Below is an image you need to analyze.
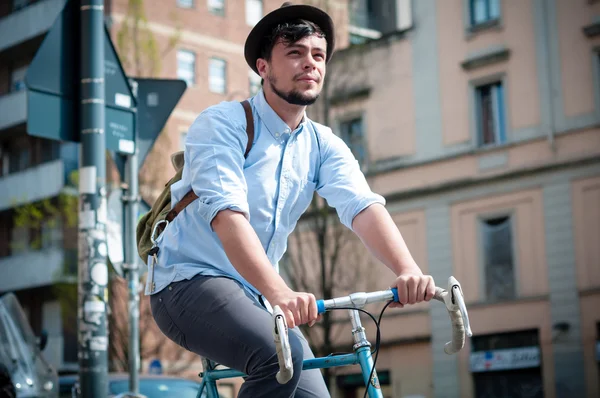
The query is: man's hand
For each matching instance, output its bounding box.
[390,272,435,309]
[266,288,319,329]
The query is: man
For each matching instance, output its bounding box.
[148,2,435,397]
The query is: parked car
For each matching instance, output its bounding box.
[0,293,58,398]
[58,373,217,398]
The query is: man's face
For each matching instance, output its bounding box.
[258,34,327,106]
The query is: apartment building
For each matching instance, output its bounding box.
[311,0,600,397]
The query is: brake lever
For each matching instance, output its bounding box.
[448,276,473,337]
[272,305,293,384]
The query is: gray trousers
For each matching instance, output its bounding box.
[150,274,330,398]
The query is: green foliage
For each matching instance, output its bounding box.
[116,0,181,77]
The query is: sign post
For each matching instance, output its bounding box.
[78,0,109,396]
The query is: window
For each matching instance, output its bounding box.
[8,147,30,173]
[177,50,196,87]
[470,0,500,27]
[481,216,515,301]
[348,0,382,44]
[177,0,194,8]
[476,81,506,146]
[41,216,63,249]
[12,0,29,12]
[339,117,366,168]
[11,65,27,92]
[209,57,227,94]
[10,225,29,255]
[246,0,263,26]
[207,0,224,15]
[249,70,261,96]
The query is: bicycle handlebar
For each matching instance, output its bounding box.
[273,276,473,384]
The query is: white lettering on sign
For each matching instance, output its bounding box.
[147,92,159,107]
[470,346,540,372]
[115,93,131,108]
[119,139,135,154]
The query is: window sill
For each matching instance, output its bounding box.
[466,19,502,38]
[467,294,549,309]
[583,21,600,38]
[461,46,510,71]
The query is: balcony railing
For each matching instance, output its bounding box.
[0,159,65,211]
[0,247,65,292]
[0,0,66,53]
[0,90,26,131]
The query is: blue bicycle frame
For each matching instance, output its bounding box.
[196,307,383,398]
[196,277,472,398]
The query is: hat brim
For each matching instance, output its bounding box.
[244,5,335,75]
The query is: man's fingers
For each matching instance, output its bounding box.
[406,276,419,304]
[285,310,296,329]
[397,279,408,306]
[307,294,318,327]
[416,277,428,303]
[424,276,435,301]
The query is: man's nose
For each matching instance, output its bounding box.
[303,55,318,70]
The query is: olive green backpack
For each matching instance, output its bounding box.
[136,100,255,263]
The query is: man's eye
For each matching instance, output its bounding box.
[314,54,325,59]
[288,50,300,55]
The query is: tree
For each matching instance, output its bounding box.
[107,0,192,374]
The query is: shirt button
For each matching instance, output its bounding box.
[275,133,280,138]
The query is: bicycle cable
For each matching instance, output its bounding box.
[331,300,394,398]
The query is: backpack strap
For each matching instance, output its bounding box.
[164,100,254,225]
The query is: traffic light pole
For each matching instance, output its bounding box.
[78,0,109,396]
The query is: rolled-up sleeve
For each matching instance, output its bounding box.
[185,107,250,226]
[316,130,386,230]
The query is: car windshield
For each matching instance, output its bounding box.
[109,379,201,398]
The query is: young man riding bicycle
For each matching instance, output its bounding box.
[147,2,436,397]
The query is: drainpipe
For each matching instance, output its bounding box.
[542,0,556,152]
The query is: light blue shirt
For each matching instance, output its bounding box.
[145,90,385,296]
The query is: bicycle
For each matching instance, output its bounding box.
[195,276,473,398]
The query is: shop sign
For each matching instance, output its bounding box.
[470,346,540,372]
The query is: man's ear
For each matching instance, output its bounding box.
[256,58,268,80]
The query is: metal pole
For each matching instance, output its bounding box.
[78,0,108,396]
[124,149,140,393]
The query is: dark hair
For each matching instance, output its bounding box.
[259,19,326,62]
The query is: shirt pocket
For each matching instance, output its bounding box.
[289,180,317,222]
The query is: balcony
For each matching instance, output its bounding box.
[0,90,26,131]
[0,159,65,211]
[0,0,66,54]
[0,247,66,292]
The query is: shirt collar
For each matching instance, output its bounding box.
[252,89,307,140]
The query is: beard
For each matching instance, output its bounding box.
[267,72,319,106]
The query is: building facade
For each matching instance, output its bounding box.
[316,0,600,397]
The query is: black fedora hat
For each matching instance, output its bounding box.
[244,2,335,75]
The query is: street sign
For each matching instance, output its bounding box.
[112,78,187,178]
[24,0,136,154]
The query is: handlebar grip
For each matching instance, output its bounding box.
[391,287,399,303]
[317,300,325,314]
[433,277,471,355]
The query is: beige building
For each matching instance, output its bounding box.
[313,1,600,397]
[1,0,599,397]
